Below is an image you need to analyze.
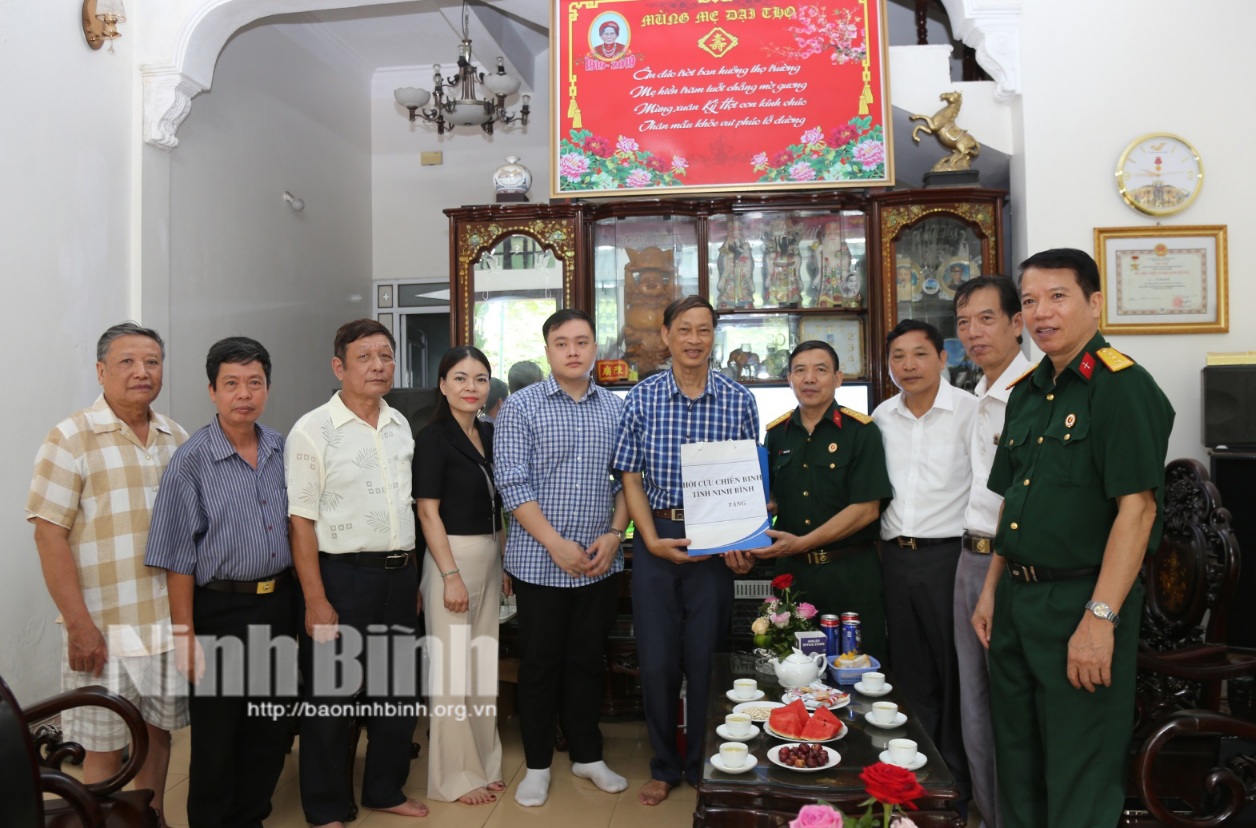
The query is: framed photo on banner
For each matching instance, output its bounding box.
[551,0,892,197]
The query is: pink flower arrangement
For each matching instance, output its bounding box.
[625,168,652,188]
[797,602,818,620]
[764,595,780,605]
[791,804,843,828]
[770,611,791,628]
[558,153,590,181]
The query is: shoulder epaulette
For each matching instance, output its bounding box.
[765,410,793,431]
[839,406,873,425]
[1096,347,1135,372]
[1005,365,1038,391]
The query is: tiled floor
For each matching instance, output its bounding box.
[160,717,701,827]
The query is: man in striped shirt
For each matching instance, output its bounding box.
[494,309,631,807]
[145,337,295,828]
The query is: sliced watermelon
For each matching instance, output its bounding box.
[811,705,840,729]
[800,715,839,741]
[769,699,812,739]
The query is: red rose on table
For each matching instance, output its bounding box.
[859,762,927,809]
[771,574,794,591]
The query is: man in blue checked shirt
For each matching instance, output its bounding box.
[493,308,632,808]
[612,295,758,806]
[145,337,297,828]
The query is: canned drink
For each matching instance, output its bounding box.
[819,614,840,658]
[840,612,860,624]
[840,619,862,655]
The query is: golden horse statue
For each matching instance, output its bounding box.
[910,91,981,172]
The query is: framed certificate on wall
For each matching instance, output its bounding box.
[1095,225,1228,334]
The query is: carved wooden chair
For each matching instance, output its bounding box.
[1123,459,1256,826]
[0,675,159,827]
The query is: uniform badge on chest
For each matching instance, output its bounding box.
[828,443,837,453]
[1065,413,1076,428]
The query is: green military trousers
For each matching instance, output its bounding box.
[776,544,888,663]
[989,572,1143,828]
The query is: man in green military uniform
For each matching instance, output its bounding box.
[756,340,892,659]
[972,248,1174,828]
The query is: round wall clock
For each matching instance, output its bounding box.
[1116,133,1204,216]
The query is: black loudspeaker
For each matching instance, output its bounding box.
[1211,452,1256,647]
[1203,366,1256,448]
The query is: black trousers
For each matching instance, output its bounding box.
[188,579,298,828]
[881,539,970,799]
[299,556,420,825]
[632,519,734,786]
[512,573,620,769]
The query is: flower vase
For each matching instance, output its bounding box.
[754,648,776,676]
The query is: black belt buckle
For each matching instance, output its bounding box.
[384,553,409,570]
[1008,562,1037,583]
[896,536,918,550]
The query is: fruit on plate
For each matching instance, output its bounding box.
[768,699,811,739]
[777,742,830,769]
[800,705,842,741]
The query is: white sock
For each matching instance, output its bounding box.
[515,768,551,807]
[572,760,628,793]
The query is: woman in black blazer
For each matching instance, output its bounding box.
[414,346,506,805]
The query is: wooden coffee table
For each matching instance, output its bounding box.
[694,654,965,828]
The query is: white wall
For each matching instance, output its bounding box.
[1013,0,1256,464]
[166,21,374,431]
[0,2,139,701]
[371,58,550,284]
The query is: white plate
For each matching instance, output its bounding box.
[710,752,757,774]
[732,701,785,722]
[767,743,840,773]
[853,681,892,697]
[726,688,766,703]
[716,723,761,741]
[878,749,927,771]
[764,718,847,743]
[863,710,908,730]
[781,688,851,710]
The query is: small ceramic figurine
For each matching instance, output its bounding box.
[814,221,852,308]
[763,217,803,307]
[715,220,755,309]
[621,247,678,373]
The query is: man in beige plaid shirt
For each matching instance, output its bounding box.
[27,321,189,822]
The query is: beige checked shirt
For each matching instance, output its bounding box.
[27,395,188,656]
[286,393,416,554]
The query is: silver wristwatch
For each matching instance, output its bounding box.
[610,528,626,542]
[1085,600,1120,628]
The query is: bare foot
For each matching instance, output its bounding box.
[370,797,429,817]
[457,786,497,805]
[637,779,674,806]
[487,781,506,792]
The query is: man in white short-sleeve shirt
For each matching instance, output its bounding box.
[873,318,977,812]
[286,318,423,828]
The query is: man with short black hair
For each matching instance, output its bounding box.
[974,249,1174,827]
[495,307,631,807]
[952,277,1030,828]
[287,318,424,828]
[146,336,295,828]
[873,318,976,803]
[28,321,188,822]
[612,295,758,806]
[756,340,892,659]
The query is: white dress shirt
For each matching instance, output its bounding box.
[963,352,1033,537]
[286,393,416,554]
[873,380,978,540]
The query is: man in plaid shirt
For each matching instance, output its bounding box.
[27,322,188,823]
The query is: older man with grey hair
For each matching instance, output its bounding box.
[28,321,189,822]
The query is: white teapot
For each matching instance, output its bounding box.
[769,648,825,689]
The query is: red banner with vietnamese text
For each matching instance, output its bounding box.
[551,0,891,197]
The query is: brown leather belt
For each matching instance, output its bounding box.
[962,532,995,555]
[892,535,960,550]
[201,569,291,595]
[652,508,685,522]
[1006,560,1100,584]
[319,550,412,570]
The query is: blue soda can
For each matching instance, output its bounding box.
[840,611,862,654]
[819,614,841,658]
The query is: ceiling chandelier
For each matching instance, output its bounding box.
[392,1,530,136]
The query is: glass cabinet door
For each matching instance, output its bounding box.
[471,233,563,379]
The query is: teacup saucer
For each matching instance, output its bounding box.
[717,723,761,741]
[854,681,892,697]
[878,749,927,771]
[863,710,908,730]
[711,752,757,774]
[727,688,766,702]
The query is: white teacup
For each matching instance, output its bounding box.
[733,678,758,699]
[861,671,886,691]
[719,741,749,769]
[872,701,898,724]
[888,738,917,766]
[724,712,752,737]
